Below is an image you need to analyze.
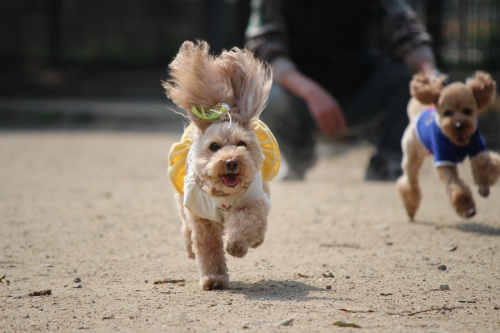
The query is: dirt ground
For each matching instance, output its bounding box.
[1,130,499,333]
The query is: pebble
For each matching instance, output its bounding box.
[74,277,81,283]
[439,283,450,290]
[437,264,447,271]
[346,276,350,279]
[326,285,332,290]
[72,284,82,288]
[385,241,393,246]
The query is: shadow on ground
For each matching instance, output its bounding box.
[227,279,346,302]
[450,222,500,236]
[412,219,500,236]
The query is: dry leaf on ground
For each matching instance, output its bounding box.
[333,320,361,328]
[339,308,374,313]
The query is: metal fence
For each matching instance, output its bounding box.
[0,0,498,144]
[0,0,249,67]
[1,0,498,71]
[408,0,500,71]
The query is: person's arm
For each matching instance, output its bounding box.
[273,57,346,135]
[381,0,436,74]
[404,44,435,74]
[245,0,346,136]
[245,0,288,64]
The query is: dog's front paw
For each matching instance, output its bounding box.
[463,207,476,219]
[250,238,264,249]
[478,185,490,197]
[225,240,249,258]
[200,275,228,291]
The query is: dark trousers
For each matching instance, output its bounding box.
[260,58,412,172]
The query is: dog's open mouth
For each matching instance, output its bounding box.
[222,173,239,187]
[453,133,469,145]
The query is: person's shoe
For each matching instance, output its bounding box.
[364,154,403,181]
[282,168,305,180]
[276,159,306,180]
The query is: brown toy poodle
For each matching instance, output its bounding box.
[397,71,499,220]
[163,41,280,290]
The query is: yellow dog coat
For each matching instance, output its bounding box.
[168,119,280,195]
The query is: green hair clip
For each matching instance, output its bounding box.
[191,103,233,125]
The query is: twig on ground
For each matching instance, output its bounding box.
[388,305,463,316]
[153,279,185,285]
[320,243,360,249]
[31,289,52,296]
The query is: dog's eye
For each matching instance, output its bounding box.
[463,108,472,116]
[209,143,221,152]
[237,141,246,147]
[443,110,452,117]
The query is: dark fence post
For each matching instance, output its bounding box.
[48,0,62,65]
[426,0,443,68]
[203,0,227,54]
[236,0,251,48]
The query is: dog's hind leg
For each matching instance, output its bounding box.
[396,128,426,221]
[189,216,229,290]
[175,194,195,259]
[224,196,271,258]
[181,221,195,259]
[436,166,476,218]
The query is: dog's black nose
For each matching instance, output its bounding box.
[226,159,238,171]
[455,122,464,131]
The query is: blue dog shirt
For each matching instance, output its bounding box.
[415,108,486,166]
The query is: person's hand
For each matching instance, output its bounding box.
[303,83,346,136]
[280,69,347,136]
[404,45,436,75]
[413,61,436,75]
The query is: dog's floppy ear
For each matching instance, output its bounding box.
[163,40,232,131]
[220,47,273,127]
[466,71,497,111]
[410,72,447,105]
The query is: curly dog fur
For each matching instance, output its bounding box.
[397,71,500,220]
[163,40,273,290]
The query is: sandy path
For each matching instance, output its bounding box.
[1,131,499,332]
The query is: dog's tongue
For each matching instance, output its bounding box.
[222,173,238,187]
[454,133,467,143]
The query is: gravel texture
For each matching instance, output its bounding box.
[1,131,499,332]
